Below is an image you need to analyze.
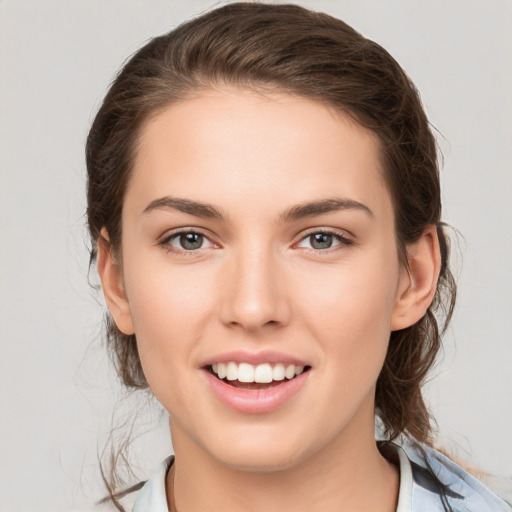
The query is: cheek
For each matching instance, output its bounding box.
[121,251,216,384]
[298,251,399,326]
[293,248,400,368]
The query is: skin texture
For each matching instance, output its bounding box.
[98,88,440,512]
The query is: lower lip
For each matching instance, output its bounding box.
[203,369,310,414]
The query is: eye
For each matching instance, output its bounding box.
[162,230,216,253]
[296,230,352,251]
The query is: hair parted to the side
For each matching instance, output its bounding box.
[86,1,456,503]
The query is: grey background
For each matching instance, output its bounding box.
[0,1,510,510]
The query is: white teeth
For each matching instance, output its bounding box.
[284,364,295,379]
[211,361,307,383]
[238,363,255,383]
[226,361,238,381]
[254,363,273,383]
[217,362,226,379]
[272,363,285,381]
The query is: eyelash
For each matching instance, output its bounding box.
[159,228,354,255]
[159,228,215,255]
[296,229,354,253]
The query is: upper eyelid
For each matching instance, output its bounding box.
[295,227,353,242]
[299,226,351,236]
[160,227,215,242]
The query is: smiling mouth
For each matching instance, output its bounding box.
[207,362,311,390]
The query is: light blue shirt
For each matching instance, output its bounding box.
[130,442,511,511]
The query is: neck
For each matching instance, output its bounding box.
[167,416,399,512]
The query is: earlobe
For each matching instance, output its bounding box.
[96,230,135,335]
[391,225,441,331]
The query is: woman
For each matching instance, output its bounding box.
[86,3,510,511]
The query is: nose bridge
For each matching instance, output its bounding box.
[220,237,289,331]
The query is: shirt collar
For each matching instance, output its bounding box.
[130,448,414,512]
[129,442,510,512]
[131,455,174,512]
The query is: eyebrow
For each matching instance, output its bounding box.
[143,196,227,219]
[142,196,373,222]
[279,197,374,222]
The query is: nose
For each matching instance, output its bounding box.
[219,244,290,332]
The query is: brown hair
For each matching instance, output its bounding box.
[86,1,455,502]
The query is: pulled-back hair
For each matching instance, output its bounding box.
[86,1,456,495]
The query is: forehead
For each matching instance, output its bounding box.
[127,88,391,220]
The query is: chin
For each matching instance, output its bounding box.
[215,447,303,473]
[201,424,315,473]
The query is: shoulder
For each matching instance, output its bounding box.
[384,440,512,512]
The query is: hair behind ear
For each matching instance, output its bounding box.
[377,224,456,442]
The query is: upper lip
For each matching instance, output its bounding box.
[200,350,310,367]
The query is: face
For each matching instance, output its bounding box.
[107,88,413,471]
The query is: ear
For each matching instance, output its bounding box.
[96,229,135,335]
[391,225,441,331]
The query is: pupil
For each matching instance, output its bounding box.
[311,233,332,249]
[180,233,203,250]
